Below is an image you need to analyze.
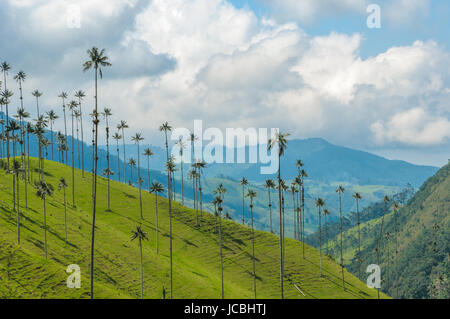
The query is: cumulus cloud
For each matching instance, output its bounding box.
[371,108,450,146]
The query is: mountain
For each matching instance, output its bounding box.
[0,158,386,298]
[306,163,450,299]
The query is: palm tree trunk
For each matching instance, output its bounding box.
[78,98,85,177]
[339,193,345,290]
[63,103,68,164]
[137,142,143,219]
[319,206,322,276]
[277,154,283,299]
[16,173,20,245]
[44,196,47,259]
[164,131,173,299]
[242,185,245,224]
[155,195,159,254]
[357,199,361,280]
[116,139,120,182]
[50,122,54,161]
[302,184,305,259]
[268,189,272,233]
[64,187,67,244]
[140,238,144,299]
[122,130,126,183]
[147,156,150,192]
[71,110,75,208]
[106,120,110,211]
[218,204,224,299]
[90,67,99,299]
[251,201,256,299]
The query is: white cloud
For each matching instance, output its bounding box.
[371,108,450,146]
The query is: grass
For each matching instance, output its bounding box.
[0,157,387,299]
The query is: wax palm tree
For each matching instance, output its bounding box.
[159,121,173,298]
[376,195,391,299]
[246,189,258,299]
[290,183,297,239]
[150,181,164,254]
[194,160,206,216]
[117,120,129,183]
[323,209,330,255]
[58,177,68,244]
[132,133,145,219]
[35,180,53,259]
[14,73,26,132]
[175,138,186,204]
[102,108,113,210]
[83,46,111,299]
[188,168,198,214]
[240,177,248,225]
[15,108,29,208]
[315,197,325,276]
[188,132,198,202]
[167,157,177,202]
[300,169,308,258]
[212,196,225,299]
[294,176,302,241]
[74,90,86,176]
[143,147,153,192]
[31,89,42,118]
[131,225,149,299]
[2,89,13,169]
[392,201,400,298]
[68,100,78,208]
[336,185,345,289]
[264,179,275,233]
[214,183,227,201]
[40,137,51,176]
[58,92,69,163]
[128,158,137,184]
[25,122,34,181]
[74,110,81,168]
[45,110,58,161]
[113,132,122,181]
[268,131,289,299]
[353,192,363,279]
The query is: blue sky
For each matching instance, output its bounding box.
[0,0,449,166]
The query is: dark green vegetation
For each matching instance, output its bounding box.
[0,158,386,299]
[308,163,449,299]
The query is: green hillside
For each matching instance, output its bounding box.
[319,163,449,299]
[0,158,386,299]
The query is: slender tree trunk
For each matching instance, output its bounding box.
[140,238,144,299]
[71,109,75,208]
[122,130,126,183]
[16,173,20,245]
[155,195,159,254]
[90,67,99,299]
[180,156,184,205]
[242,185,245,225]
[116,139,120,182]
[217,204,224,299]
[319,206,322,276]
[64,187,67,244]
[302,184,305,259]
[106,119,110,211]
[44,196,47,259]
[268,189,273,233]
[147,156,151,192]
[63,101,68,164]
[356,198,361,280]
[137,142,143,219]
[78,97,85,177]
[250,201,256,299]
[164,131,173,299]
[277,154,283,299]
[339,193,345,290]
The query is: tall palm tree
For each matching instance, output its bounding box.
[300,169,308,258]
[132,133,144,219]
[25,123,34,181]
[131,225,148,299]
[194,160,206,216]
[240,177,248,225]
[113,132,122,181]
[58,92,69,164]
[246,189,258,299]
[268,131,289,299]
[214,183,227,201]
[74,110,81,168]
[376,195,391,299]
[14,72,26,119]
[58,177,68,244]
[74,90,86,176]
[175,138,186,205]
[128,158,137,184]
[117,120,129,183]
[353,192,363,279]
[143,147,153,192]
[315,197,325,276]
[336,185,345,289]
[385,232,391,290]
[264,179,275,233]
[103,108,113,210]
[323,208,330,255]
[159,121,173,298]
[188,168,197,215]
[83,46,111,299]
[35,180,53,259]
[150,181,164,254]
[15,108,29,208]
[212,196,225,299]
[290,183,297,239]
[267,132,289,299]
[31,89,42,118]
[68,100,78,208]
[1,90,13,170]
[45,110,58,161]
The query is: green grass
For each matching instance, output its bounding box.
[0,158,387,299]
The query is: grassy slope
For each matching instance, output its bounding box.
[0,158,386,299]
[323,163,449,298]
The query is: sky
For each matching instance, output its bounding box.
[0,0,449,167]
